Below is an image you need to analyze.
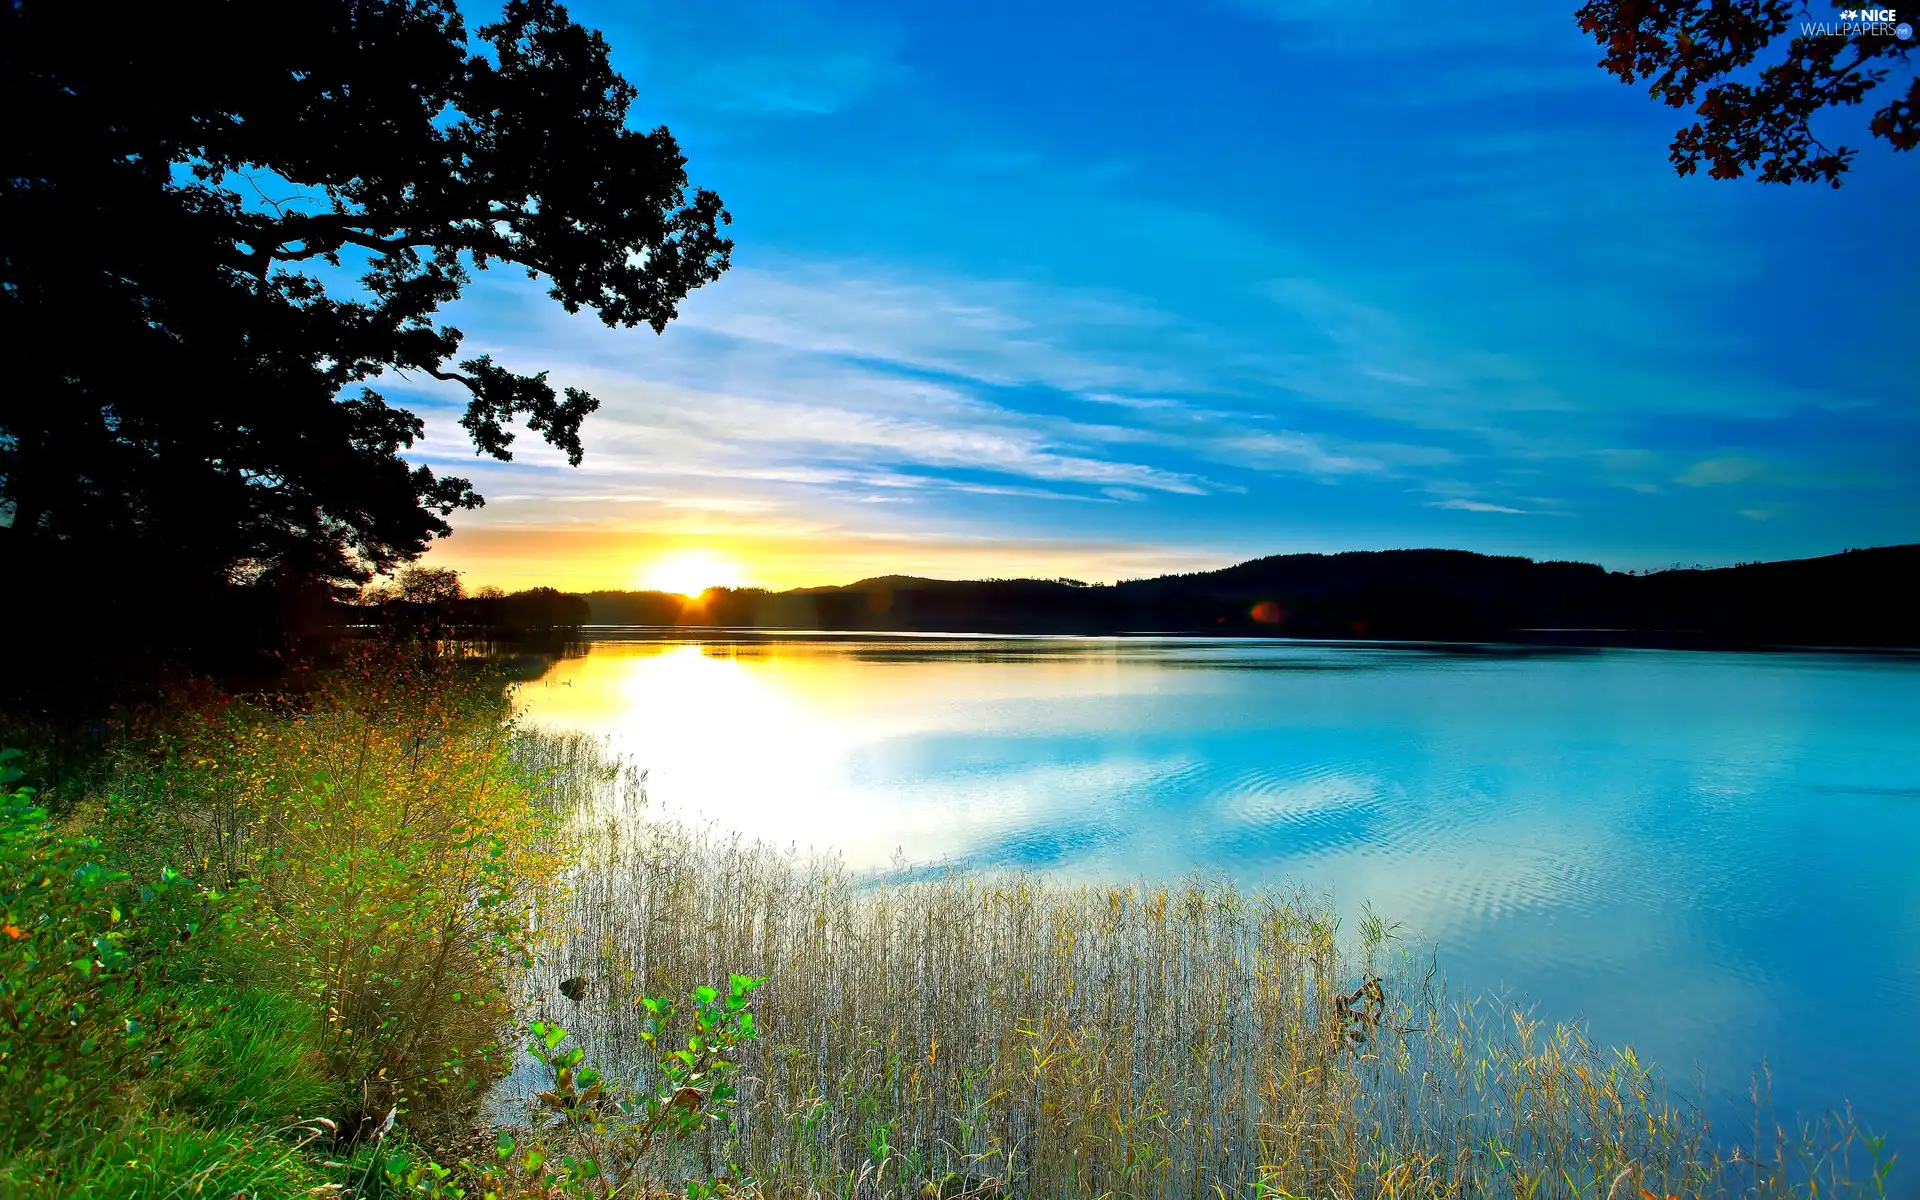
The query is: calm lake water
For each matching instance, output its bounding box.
[515,633,1920,1161]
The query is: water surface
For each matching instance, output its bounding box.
[516,633,1920,1159]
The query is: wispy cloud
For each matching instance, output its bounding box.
[676,265,1191,397]
[1677,457,1770,488]
[1427,498,1531,515]
[1216,431,1386,476]
[434,264,1470,506]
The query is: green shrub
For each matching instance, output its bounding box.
[102,652,571,1134]
[0,757,171,1154]
[2,653,578,1194]
[371,977,766,1199]
[0,752,339,1196]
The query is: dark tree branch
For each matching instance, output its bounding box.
[1576,0,1915,185]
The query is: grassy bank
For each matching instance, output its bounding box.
[1,652,571,1197]
[0,657,1896,1198]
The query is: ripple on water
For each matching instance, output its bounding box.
[1202,763,1398,860]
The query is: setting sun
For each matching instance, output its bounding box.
[639,550,745,597]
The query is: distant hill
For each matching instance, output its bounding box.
[568,543,1920,648]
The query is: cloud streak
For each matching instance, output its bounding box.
[1428,498,1532,515]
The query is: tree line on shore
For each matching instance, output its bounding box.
[355,544,1920,650]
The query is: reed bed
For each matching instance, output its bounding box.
[513,732,1886,1200]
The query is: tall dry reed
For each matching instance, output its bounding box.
[512,733,1889,1200]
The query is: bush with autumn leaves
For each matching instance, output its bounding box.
[0,650,577,1194]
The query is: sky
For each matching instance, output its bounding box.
[398,0,1919,592]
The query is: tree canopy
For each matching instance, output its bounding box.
[1577,0,1916,185]
[0,0,730,608]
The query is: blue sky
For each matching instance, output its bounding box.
[406,0,1919,590]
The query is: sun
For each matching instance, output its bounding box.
[640,550,745,597]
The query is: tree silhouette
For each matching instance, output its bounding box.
[1576,0,1916,185]
[374,566,466,606]
[0,0,730,610]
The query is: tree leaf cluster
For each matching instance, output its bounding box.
[1,0,730,597]
[1576,0,1916,185]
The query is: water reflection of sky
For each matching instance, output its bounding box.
[514,636,1920,1162]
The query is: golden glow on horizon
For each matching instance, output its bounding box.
[418,525,1229,595]
[638,549,746,597]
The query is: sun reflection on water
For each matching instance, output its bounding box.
[511,638,1144,865]
[517,643,844,845]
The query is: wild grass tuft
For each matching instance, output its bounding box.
[0,984,337,1199]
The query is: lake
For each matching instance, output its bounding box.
[514,632,1920,1162]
